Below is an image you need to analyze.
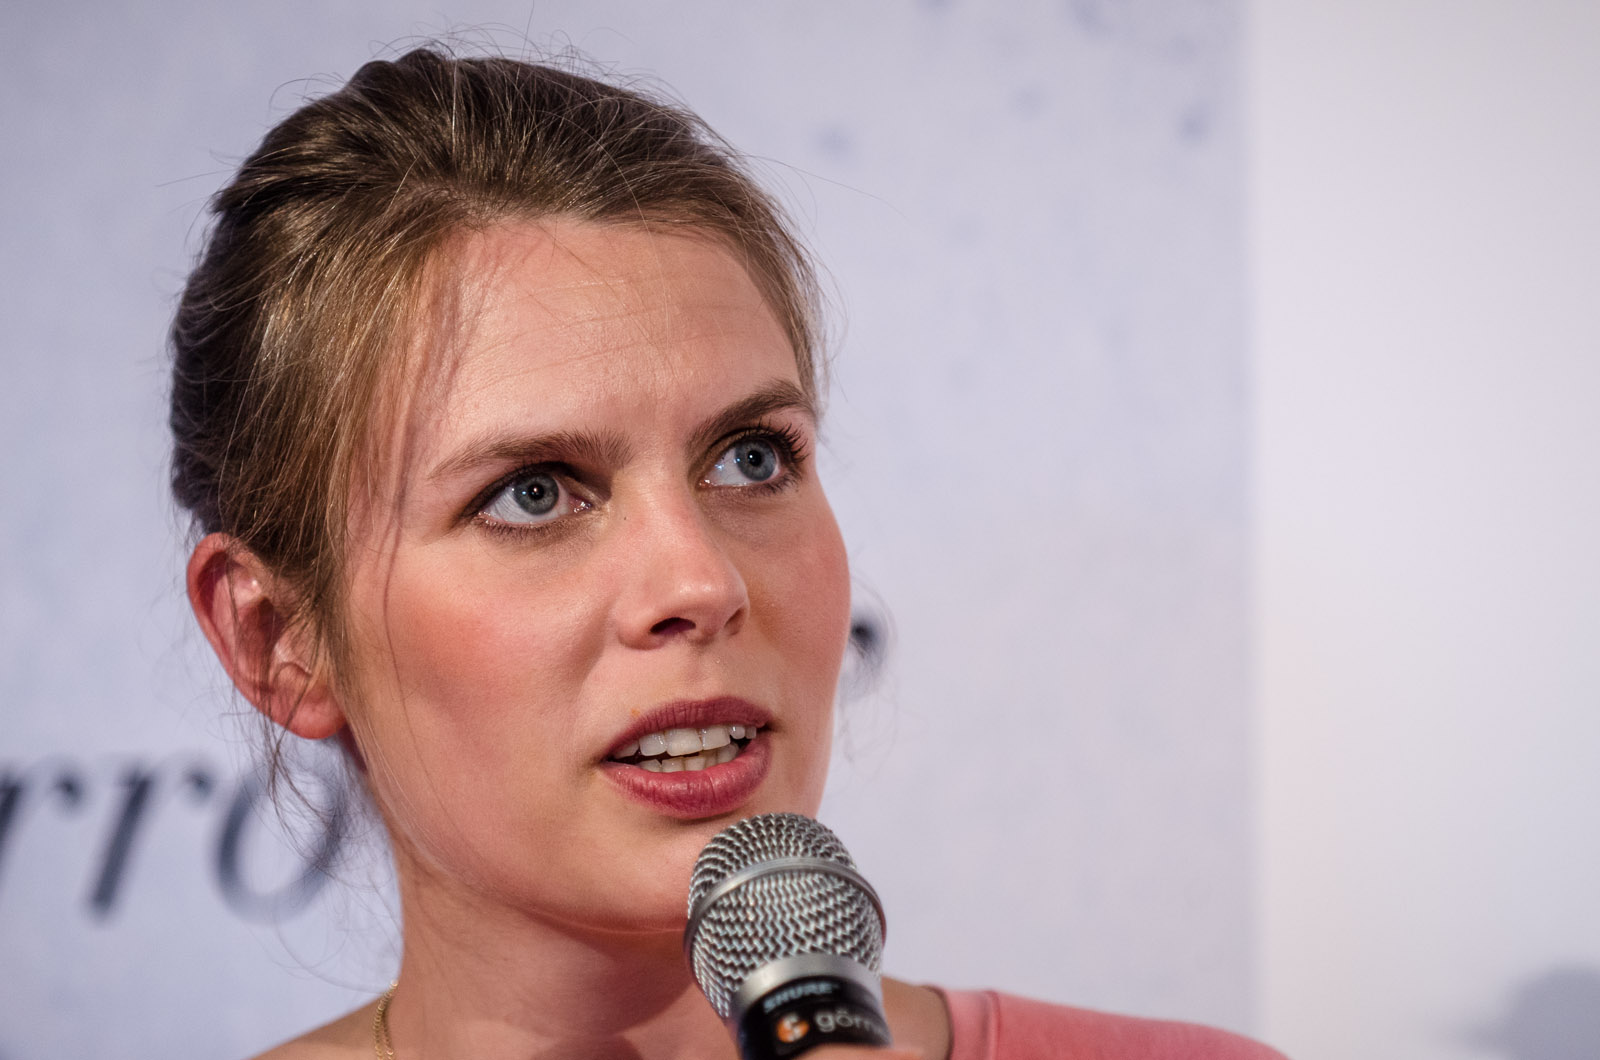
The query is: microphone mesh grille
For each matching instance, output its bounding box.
[686,813,884,1018]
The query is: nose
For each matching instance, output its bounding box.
[613,493,749,649]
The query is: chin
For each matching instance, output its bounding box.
[571,794,823,936]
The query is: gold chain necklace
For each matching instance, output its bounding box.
[373,981,399,1060]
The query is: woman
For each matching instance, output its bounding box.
[172,47,1282,1060]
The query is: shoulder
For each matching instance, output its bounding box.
[936,988,1289,1060]
[246,1003,375,1060]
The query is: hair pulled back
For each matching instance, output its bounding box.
[170,47,821,676]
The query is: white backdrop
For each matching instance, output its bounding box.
[1,2,1252,1057]
[1252,4,1600,1060]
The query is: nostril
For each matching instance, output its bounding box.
[650,617,695,637]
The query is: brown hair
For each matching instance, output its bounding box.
[170,47,823,697]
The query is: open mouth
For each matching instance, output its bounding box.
[608,723,763,773]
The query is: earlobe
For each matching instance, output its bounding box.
[185,533,347,740]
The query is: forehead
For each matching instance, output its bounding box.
[420,220,800,431]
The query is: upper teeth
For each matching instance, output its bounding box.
[613,723,759,763]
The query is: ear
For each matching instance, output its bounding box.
[186,533,347,740]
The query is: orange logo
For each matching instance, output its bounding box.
[775,1013,811,1043]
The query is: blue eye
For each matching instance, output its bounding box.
[706,437,783,487]
[480,470,582,526]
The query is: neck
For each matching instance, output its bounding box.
[383,857,733,1060]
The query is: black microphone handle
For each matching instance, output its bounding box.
[731,954,892,1060]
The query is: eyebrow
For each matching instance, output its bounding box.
[427,378,815,485]
[686,379,816,458]
[428,428,631,484]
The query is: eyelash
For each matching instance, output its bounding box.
[710,422,811,494]
[468,465,589,541]
[467,421,812,538]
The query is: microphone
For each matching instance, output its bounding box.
[684,813,893,1059]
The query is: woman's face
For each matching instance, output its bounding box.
[338,220,850,934]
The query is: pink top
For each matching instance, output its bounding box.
[937,989,1289,1060]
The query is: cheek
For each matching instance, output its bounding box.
[334,549,610,889]
[339,548,599,764]
[789,517,851,664]
[750,499,852,708]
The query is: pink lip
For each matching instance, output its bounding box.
[601,738,771,820]
[599,697,773,820]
